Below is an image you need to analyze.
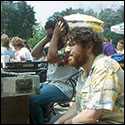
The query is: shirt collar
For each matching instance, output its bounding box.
[80,54,104,77]
[91,54,104,68]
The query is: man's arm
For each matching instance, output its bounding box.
[54,103,77,124]
[47,21,65,63]
[65,108,102,124]
[31,36,50,57]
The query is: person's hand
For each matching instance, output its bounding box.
[10,58,14,62]
[10,59,18,62]
[53,118,65,124]
[53,21,66,39]
[54,120,63,124]
[54,118,73,124]
[64,118,73,124]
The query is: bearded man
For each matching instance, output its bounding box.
[54,27,124,124]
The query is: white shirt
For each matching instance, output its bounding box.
[47,63,79,99]
[17,47,33,61]
[1,47,15,59]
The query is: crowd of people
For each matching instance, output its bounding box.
[1,34,34,62]
[1,15,124,124]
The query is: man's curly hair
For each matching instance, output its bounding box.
[65,26,103,56]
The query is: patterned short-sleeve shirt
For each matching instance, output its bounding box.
[76,54,124,124]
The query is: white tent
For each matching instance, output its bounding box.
[110,22,124,34]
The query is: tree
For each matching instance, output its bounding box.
[116,5,124,23]
[98,6,124,47]
[17,1,36,40]
[28,23,46,48]
[85,9,98,17]
[30,5,124,49]
[1,4,18,37]
[30,5,124,48]
[1,1,36,40]
[49,7,85,18]
[2,2,123,49]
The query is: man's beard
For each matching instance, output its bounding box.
[68,54,89,68]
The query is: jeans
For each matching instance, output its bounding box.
[29,82,69,124]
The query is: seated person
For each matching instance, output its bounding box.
[10,37,33,62]
[54,27,124,124]
[29,16,78,124]
[1,34,15,59]
[111,40,124,70]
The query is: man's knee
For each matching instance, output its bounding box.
[29,94,40,106]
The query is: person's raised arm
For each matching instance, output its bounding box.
[47,21,66,63]
[31,36,50,57]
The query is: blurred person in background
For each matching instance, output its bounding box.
[1,34,15,59]
[10,36,33,62]
[111,40,124,70]
[23,40,32,52]
[116,40,124,54]
[102,37,116,56]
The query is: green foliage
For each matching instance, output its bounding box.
[28,23,46,48]
[17,1,36,40]
[85,9,98,17]
[50,7,85,19]
[1,4,18,37]
[1,1,36,40]
[1,3,124,49]
[50,6,124,47]
[98,6,124,47]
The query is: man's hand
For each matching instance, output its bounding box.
[53,21,66,39]
[54,118,65,124]
[53,104,77,124]
[47,21,66,63]
[64,118,73,124]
